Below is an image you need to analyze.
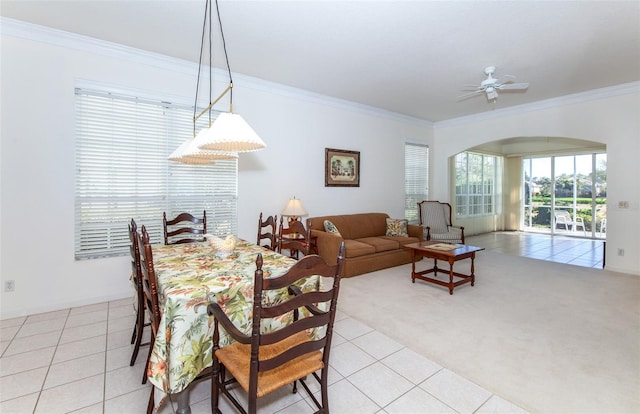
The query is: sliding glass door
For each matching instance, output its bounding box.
[523,153,606,239]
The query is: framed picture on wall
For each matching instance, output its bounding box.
[325,148,360,187]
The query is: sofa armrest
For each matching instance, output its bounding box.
[311,229,343,265]
[407,224,424,241]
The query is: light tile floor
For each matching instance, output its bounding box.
[466,231,605,269]
[0,298,527,414]
[2,232,598,413]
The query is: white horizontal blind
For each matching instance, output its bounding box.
[404,143,429,223]
[74,88,237,259]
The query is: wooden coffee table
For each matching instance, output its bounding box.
[405,241,485,295]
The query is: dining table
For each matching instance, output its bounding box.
[147,238,318,414]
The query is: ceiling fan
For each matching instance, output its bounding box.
[458,66,529,102]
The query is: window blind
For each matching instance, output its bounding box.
[404,143,429,223]
[74,88,237,260]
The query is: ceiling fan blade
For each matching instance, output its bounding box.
[497,82,529,90]
[456,90,484,100]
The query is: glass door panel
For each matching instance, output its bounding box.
[523,157,552,232]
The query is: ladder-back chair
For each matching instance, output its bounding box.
[128,219,149,367]
[278,218,313,259]
[256,212,278,250]
[207,242,345,414]
[138,225,162,414]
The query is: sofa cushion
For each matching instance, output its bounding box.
[381,235,421,246]
[343,239,376,258]
[355,237,399,253]
[385,218,408,237]
[323,220,342,236]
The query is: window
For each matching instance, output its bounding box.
[74,87,237,260]
[455,151,501,217]
[404,143,429,223]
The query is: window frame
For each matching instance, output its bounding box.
[454,151,501,218]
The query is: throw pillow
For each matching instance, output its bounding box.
[386,218,408,237]
[324,220,341,236]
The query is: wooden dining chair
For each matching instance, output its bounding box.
[277,218,313,259]
[163,211,207,245]
[207,242,345,414]
[138,225,162,414]
[256,212,278,250]
[128,219,150,367]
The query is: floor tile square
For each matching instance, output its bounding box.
[347,361,414,407]
[44,352,106,389]
[381,347,442,384]
[0,368,47,402]
[351,330,404,360]
[65,309,108,328]
[25,309,69,324]
[384,386,456,413]
[104,360,149,400]
[324,378,380,413]
[0,325,20,342]
[0,346,55,376]
[333,317,374,341]
[53,335,106,364]
[420,369,492,413]
[0,317,26,329]
[16,318,66,338]
[0,392,39,413]
[35,374,104,413]
[69,302,109,316]
[3,330,61,356]
[59,321,107,344]
[329,341,376,377]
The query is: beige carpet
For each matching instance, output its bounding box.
[337,252,640,413]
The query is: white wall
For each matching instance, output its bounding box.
[431,91,640,275]
[0,21,432,318]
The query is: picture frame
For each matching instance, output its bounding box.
[325,148,360,187]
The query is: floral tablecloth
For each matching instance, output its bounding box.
[147,239,318,399]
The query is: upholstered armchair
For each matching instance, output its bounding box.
[418,201,465,243]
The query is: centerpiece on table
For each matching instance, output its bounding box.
[205,234,237,258]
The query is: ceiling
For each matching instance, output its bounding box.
[1,1,639,123]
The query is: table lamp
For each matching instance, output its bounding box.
[281,197,308,223]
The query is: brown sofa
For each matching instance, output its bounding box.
[308,213,423,277]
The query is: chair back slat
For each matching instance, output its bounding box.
[163,211,206,245]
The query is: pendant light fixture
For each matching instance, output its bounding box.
[193,0,266,153]
[169,0,263,163]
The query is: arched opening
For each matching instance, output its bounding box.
[456,136,607,267]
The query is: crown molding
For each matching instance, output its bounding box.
[434,81,640,129]
[1,17,432,128]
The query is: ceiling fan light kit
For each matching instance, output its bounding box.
[458,66,529,102]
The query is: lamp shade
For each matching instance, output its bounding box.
[195,112,266,153]
[281,197,308,218]
[169,131,238,164]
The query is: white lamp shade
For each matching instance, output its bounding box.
[281,197,308,217]
[196,112,266,152]
[169,131,238,164]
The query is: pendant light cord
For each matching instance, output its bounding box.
[214,0,234,111]
[193,0,210,136]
